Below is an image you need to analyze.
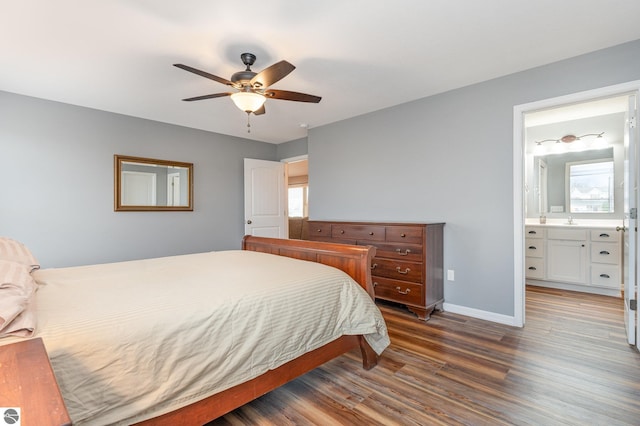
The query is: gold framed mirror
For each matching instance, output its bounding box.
[114,155,193,211]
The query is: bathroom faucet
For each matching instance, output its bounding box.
[568,215,573,224]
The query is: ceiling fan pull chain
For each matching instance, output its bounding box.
[246,112,251,133]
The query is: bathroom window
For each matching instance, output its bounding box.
[566,159,614,213]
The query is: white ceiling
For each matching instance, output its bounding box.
[3,1,640,144]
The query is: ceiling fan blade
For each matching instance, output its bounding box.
[253,105,266,115]
[250,60,295,88]
[173,64,236,87]
[264,89,321,103]
[182,92,232,102]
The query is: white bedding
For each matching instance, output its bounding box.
[20,250,389,425]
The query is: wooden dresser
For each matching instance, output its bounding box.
[305,220,444,320]
[0,338,71,426]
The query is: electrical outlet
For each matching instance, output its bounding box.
[447,269,455,281]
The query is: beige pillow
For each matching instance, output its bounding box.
[0,237,40,272]
[0,260,37,337]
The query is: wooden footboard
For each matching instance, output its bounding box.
[135,236,379,426]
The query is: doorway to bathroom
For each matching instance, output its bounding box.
[513,81,640,348]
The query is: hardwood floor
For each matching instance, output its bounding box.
[210,286,640,425]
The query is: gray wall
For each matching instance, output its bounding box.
[307,39,640,317]
[277,137,308,160]
[0,91,276,268]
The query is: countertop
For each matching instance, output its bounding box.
[525,219,621,228]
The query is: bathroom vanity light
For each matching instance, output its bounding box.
[534,132,604,146]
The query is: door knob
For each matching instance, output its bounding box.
[246,220,252,224]
[616,225,627,232]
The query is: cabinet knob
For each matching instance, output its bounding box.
[316,229,322,232]
[369,232,374,235]
[400,233,406,238]
[340,230,345,234]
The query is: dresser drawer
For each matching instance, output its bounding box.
[591,242,620,265]
[369,242,423,262]
[590,229,620,243]
[307,222,332,238]
[525,238,544,258]
[591,264,620,289]
[385,226,423,244]
[332,224,385,241]
[372,276,423,306]
[525,257,545,279]
[371,258,423,282]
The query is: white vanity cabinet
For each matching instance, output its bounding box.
[546,228,588,284]
[525,227,545,280]
[525,225,622,296]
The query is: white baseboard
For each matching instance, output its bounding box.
[442,303,520,327]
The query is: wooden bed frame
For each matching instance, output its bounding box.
[134,236,379,425]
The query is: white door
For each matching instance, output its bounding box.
[244,158,287,238]
[167,173,180,206]
[122,171,156,206]
[623,94,638,347]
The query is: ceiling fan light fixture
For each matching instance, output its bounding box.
[230,92,266,113]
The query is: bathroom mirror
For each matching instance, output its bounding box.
[532,147,617,215]
[114,155,193,211]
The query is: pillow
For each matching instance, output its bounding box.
[0,237,40,272]
[0,260,37,338]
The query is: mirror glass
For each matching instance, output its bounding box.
[533,148,614,214]
[114,155,193,211]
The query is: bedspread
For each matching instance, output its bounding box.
[24,250,389,425]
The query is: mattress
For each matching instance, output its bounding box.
[21,250,389,425]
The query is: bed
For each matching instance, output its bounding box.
[0,235,389,425]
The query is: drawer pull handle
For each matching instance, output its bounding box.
[528,266,537,270]
[373,281,378,287]
[395,286,411,295]
[371,263,378,270]
[528,246,537,250]
[340,230,345,234]
[599,274,610,279]
[316,229,322,233]
[400,233,406,238]
[599,250,610,255]
[599,233,610,238]
[396,267,411,275]
[395,248,412,256]
[528,230,537,234]
[369,232,374,235]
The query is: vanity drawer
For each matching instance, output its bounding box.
[371,258,423,282]
[525,238,544,258]
[385,226,423,244]
[372,277,423,306]
[591,243,620,265]
[590,229,620,243]
[525,227,544,239]
[525,257,545,279]
[591,265,620,289]
[368,242,423,262]
[547,228,587,241]
[332,224,385,241]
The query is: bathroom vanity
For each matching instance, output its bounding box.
[525,222,623,296]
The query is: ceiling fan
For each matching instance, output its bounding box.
[174,53,321,117]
